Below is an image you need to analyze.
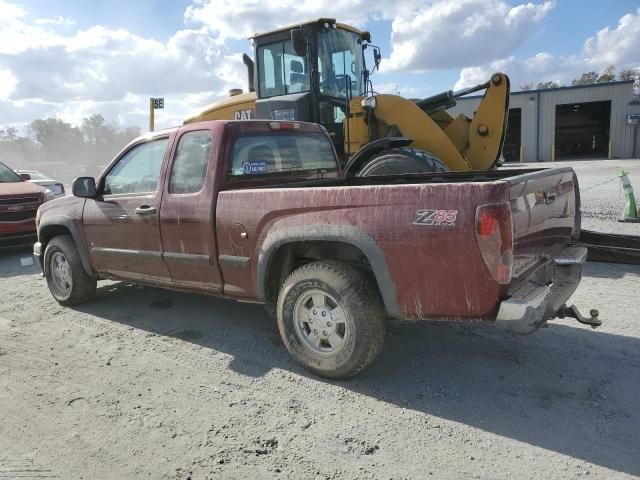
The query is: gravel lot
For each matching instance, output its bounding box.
[1,160,639,479]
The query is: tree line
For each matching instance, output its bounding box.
[0,114,140,185]
[520,65,640,92]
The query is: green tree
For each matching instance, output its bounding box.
[537,81,560,89]
[0,127,41,170]
[571,71,599,86]
[597,65,616,83]
[619,68,638,81]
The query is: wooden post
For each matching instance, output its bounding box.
[149,98,155,132]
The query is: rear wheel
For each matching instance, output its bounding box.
[277,261,385,379]
[356,147,448,176]
[44,235,96,305]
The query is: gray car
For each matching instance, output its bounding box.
[15,169,65,200]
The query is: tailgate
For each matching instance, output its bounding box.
[506,167,579,280]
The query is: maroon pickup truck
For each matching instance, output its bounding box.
[34,120,598,378]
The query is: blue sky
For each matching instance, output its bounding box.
[1,0,639,130]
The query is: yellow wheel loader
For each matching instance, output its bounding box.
[184,18,510,175]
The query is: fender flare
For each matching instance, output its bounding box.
[38,215,94,277]
[256,225,403,319]
[343,137,413,178]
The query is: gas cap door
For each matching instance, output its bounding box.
[231,223,249,247]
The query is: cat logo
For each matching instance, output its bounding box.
[234,109,253,120]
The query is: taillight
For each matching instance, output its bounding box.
[269,122,300,130]
[475,202,513,284]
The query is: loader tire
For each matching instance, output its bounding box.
[356,147,449,176]
[277,261,386,379]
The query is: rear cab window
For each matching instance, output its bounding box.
[228,126,338,182]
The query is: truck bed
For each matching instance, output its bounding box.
[217,166,579,322]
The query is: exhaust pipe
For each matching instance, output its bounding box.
[243,53,255,93]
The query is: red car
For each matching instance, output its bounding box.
[0,161,45,248]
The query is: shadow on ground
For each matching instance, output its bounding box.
[0,247,39,279]
[71,261,640,476]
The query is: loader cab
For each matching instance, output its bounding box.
[251,19,372,155]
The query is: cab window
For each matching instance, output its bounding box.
[103,138,169,195]
[258,40,309,98]
[169,131,213,194]
[229,132,336,178]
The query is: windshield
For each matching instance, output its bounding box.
[0,162,22,183]
[318,28,364,99]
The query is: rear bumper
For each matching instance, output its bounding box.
[494,245,587,334]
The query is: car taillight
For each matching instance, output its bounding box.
[475,202,513,284]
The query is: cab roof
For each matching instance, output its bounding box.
[249,18,367,40]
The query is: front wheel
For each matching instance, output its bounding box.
[276,261,386,379]
[356,147,449,176]
[44,235,97,305]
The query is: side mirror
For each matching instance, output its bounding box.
[72,177,97,198]
[291,29,307,57]
[373,47,381,70]
[20,173,31,181]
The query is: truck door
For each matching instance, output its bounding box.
[159,127,223,293]
[82,135,172,283]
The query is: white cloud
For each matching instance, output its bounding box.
[583,8,640,67]
[455,7,640,89]
[0,68,17,99]
[383,0,554,72]
[186,0,552,72]
[0,2,248,130]
[184,0,379,41]
[34,16,74,27]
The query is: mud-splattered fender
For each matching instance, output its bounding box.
[255,225,403,319]
[37,214,94,277]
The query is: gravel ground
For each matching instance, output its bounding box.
[1,160,639,480]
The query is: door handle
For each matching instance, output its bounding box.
[135,204,157,216]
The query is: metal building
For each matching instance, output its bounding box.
[448,80,640,162]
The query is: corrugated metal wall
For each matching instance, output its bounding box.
[448,81,640,162]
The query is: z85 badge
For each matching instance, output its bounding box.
[413,209,458,226]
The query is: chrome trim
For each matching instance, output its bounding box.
[553,246,587,265]
[495,245,586,334]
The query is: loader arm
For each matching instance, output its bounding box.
[346,73,510,171]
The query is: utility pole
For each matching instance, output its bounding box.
[149,97,165,132]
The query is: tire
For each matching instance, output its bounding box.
[356,147,449,177]
[276,261,385,379]
[44,235,97,306]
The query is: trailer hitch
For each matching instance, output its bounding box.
[558,305,602,329]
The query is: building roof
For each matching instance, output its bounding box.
[460,79,635,100]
